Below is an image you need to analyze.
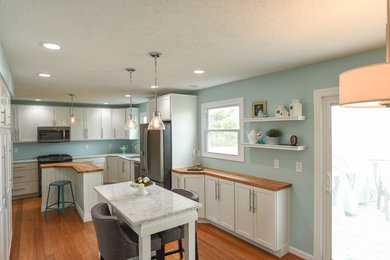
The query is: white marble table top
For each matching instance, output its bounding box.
[94,182,202,226]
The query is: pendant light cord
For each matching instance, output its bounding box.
[154,56,158,113]
[129,70,133,115]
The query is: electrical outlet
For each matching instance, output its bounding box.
[296,162,303,172]
[274,159,279,169]
[14,148,18,153]
[85,144,89,150]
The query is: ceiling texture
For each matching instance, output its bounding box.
[0,0,387,104]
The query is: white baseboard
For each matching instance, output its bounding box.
[289,246,314,260]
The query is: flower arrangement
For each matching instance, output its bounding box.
[130,177,153,188]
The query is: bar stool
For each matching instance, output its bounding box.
[45,180,76,216]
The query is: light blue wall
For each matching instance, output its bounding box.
[0,43,14,95]
[13,139,139,161]
[138,102,147,113]
[194,48,386,255]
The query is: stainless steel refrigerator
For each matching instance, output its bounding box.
[139,122,172,189]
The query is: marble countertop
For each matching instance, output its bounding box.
[94,182,202,226]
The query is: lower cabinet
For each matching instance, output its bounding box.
[12,162,39,199]
[205,176,235,231]
[171,172,205,218]
[105,157,134,184]
[235,182,290,251]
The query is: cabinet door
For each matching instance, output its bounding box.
[118,159,131,182]
[106,157,119,183]
[85,108,101,140]
[112,109,126,139]
[218,178,235,231]
[205,175,218,223]
[101,109,113,139]
[55,107,69,126]
[18,105,37,142]
[235,182,254,240]
[183,174,205,218]
[11,105,18,142]
[129,161,135,181]
[36,106,55,126]
[70,108,85,140]
[126,108,140,140]
[157,95,171,120]
[253,187,276,250]
[171,172,181,189]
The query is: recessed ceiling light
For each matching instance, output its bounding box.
[193,69,205,74]
[41,42,61,50]
[38,73,51,78]
[124,94,131,98]
[103,102,109,105]
[34,99,41,101]
[151,85,158,89]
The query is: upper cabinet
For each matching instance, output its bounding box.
[157,95,171,120]
[12,105,139,142]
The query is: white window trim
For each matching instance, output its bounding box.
[201,97,244,162]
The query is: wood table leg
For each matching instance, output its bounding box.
[184,221,196,260]
[139,234,151,260]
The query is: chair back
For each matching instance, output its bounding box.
[172,189,200,202]
[91,203,137,260]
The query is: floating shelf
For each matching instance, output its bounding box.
[242,116,306,122]
[242,143,307,151]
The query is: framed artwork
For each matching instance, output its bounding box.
[252,101,267,118]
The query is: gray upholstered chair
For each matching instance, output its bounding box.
[157,189,199,260]
[91,203,162,260]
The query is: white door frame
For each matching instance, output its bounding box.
[314,87,339,259]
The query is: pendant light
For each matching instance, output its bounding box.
[339,0,390,107]
[148,52,165,130]
[125,68,137,130]
[68,94,77,124]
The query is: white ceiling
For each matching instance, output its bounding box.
[0,0,386,104]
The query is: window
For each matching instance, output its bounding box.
[201,98,244,162]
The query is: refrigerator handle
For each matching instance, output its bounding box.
[143,128,149,176]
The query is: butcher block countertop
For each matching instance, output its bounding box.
[40,162,104,173]
[172,167,292,191]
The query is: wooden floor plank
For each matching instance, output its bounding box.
[10,197,302,260]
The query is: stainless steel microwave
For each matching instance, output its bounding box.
[37,127,70,143]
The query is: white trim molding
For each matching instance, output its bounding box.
[201,97,244,162]
[289,246,314,260]
[313,87,339,260]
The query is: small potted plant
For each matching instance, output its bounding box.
[266,129,283,145]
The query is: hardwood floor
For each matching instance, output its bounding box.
[11,198,302,260]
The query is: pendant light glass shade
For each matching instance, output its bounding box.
[68,94,77,124]
[148,52,165,130]
[125,68,137,130]
[339,0,390,107]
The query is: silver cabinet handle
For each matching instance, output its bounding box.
[1,110,5,124]
[218,182,220,200]
[101,128,103,139]
[12,188,25,191]
[14,176,26,179]
[249,190,252,212]
[215,180,218,200]
[114,128,117,138]
[122,161,124,172]
[252,191,256,213]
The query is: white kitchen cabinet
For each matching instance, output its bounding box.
[171,172,181,189]
[157,94,171,120]
[17,105,37,142]
[125,107,140,140]
[235,182,290,251]
[101,108,113,139]
[182,174,205,218]
[85,108,102,140]
[205,175,235,231]
[70,108,85,140]
[112,108,126,139]
[54,107,69,126]
[12,162,39,199]
[106,157,119,183]
[36,106,70,127]
[118,158,131,182]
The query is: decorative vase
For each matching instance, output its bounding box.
[275,105,289,117]
[268,137,279,145]
[289,99,302,117]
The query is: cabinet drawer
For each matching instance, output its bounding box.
[12,181,38,196]
[13,162,38,171]
[13,169,38,183]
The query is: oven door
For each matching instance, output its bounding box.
[38,127,70,143]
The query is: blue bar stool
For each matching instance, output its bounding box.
[45,180,76,216]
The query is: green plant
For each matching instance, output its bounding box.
[266,128,283,137]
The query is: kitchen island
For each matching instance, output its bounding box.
[40,162,104,222]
